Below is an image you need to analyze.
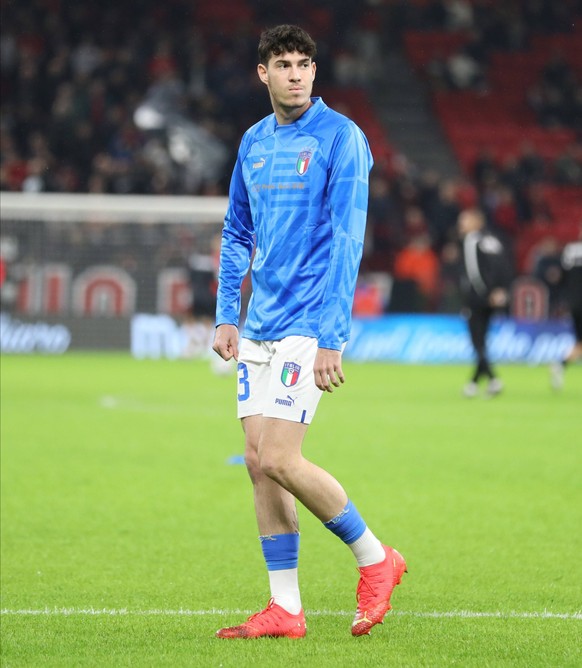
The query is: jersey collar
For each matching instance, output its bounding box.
[272,97,327,132]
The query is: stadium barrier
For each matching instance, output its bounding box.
[0,193,573,363]
[0,311,572,364]
[346,315,573,365]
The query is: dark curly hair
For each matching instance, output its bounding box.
[258,25,317,65]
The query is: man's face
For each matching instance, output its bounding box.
[257,51,316,114]
[458,211,482,237]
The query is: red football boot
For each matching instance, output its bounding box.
[216,599,306,639]
[352,545,407,636]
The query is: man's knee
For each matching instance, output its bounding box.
[242,416,263,482]
[242,425,287,485]
[245,438,289,485]
[247,416,306,485]
[257,428,296,484]
[244,442,262,483]
[257,447,288,483]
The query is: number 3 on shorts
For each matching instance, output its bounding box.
[237,362,250,401]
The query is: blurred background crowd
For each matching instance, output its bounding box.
[1,0,581,316]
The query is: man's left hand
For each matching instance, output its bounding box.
[314,348,345,393]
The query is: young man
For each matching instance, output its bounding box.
[550,231,582,389]
[212,25,406,639]
[457,208,513,397]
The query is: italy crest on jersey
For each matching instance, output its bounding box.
[281,362,301,387]
[296,149,312,176]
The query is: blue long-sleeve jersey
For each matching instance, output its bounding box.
[216,97,373,351]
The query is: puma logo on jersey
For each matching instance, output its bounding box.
[253,158,266,169]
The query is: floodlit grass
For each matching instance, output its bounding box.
[1,354,581,667]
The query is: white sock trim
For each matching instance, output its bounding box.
[348,527,385,567]
[267,568,302,615]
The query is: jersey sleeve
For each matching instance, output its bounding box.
[215,144,255,328]
[317,123,373,350]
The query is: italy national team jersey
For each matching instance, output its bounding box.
[216,97,373,350]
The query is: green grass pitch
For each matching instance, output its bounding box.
[1,354,581,667]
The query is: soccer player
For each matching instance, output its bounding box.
[212,25,406,639]
[550,231,582,389]
[457,208,513,397]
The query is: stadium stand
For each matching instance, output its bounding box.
[401,1,582,275]
[1,0,581,312]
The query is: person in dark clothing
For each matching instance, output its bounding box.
[550,231,582,389]
[182,234,220,362]
[457,208,513,397]
[188,247,218,321]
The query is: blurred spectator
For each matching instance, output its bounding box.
[446,46,486,90]
[526,184,554,224]
[542,50,574,89]
[528,52,582,129]
[553,144,582,186]
[463,29,489,66]
[367,171,402,269]
[438,240,463,312]
[393,209,440,308]
[498,156,534,221]
[550,231,582,389]
[530,236,565,315]
[473,148,499,186]
[516,142,546,184]
[443,0,474,31]
[426,50,450,91]
[422,0,448,30]
[523,0,577,33]
[427,178,461,250]
[457,208,513,397]
[21,157,49,193]
[488,185,521,242]
[332,48,367,87]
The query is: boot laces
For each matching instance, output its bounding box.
[356,568,386,607]
[246,598,281,630]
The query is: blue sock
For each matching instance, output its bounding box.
[323,500,366,545]
[260,533,299,570]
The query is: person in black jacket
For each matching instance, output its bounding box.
[550,231,582,389]
[458,208,513,397]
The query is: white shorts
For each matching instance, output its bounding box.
[236,336,323,424]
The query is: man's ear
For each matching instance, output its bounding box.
[257,63,269,85]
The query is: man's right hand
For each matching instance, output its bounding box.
[212,324,240,361]
[489,288,509,308]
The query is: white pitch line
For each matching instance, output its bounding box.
[1,608,581,620]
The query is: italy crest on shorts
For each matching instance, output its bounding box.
[281,362,301,387]
[296,149,312,175]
